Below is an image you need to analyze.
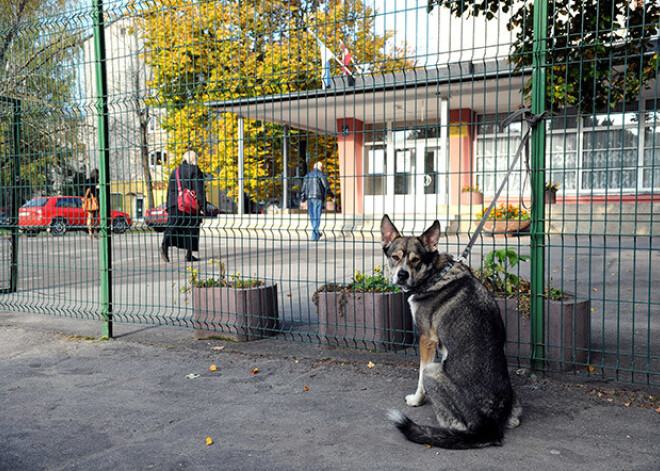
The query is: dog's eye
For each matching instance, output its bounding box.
[391,254,401,262]
[409,256,420,266]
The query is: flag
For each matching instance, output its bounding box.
[341,41,352,76]
[317,38,335,89]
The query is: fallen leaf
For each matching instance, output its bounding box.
[211,346,225,351]
[367,361,375,369]
[303,385,309,392]
[250,368,259,375]
[206,437,213,446]
[624,402,631,407]
[186,373,200,379]
[286,293,292,297]
[588,366,596,372]
[209,364,217,372]
[655,407,660,414]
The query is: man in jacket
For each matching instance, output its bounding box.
[300,161,334,241]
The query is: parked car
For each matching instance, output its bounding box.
[18,196,132,236]
[144,202,221,232]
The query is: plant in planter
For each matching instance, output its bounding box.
[545,182,560,204]
[460,184,484,205]
[188,259,279,341]
[476,203,531,234]
[474,248,590,369]
[313,266,414,351]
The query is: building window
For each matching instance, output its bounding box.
[149,151,167,168]
[147,116,160,133]
[365,146,386,195]
[476,109,655,196]
[581,113,639,192]
[546,115,579,193]
[475,115,525,196]
[642,111,660,190]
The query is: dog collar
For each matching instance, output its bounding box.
[438,259,455,279]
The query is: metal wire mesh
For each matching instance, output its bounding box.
[0,0,657,385]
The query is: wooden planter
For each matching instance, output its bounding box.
[483,219,531,234]
[192,284,279,341]
[316,291,414,351]
[496,296,590,369]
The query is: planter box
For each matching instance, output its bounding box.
[496,297,590,369]
[192,284,279,341]
[482,219,531,234]
[316,291,414,351]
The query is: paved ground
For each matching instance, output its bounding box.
[1,311,659,471]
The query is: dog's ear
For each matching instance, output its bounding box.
[420,220,441,249]
[380,214,401,248]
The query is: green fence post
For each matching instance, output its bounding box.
[9,98,20,294]
[530,0,548,370]
[93,0,113,338]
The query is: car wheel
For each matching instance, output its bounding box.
[21,229,39,237]
[50,218,67,236]
[112,217,128,234]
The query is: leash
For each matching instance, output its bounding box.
[456,108,548,264]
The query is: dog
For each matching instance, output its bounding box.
[381,215,521,449]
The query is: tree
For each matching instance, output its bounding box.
[427,0,660,113]
[0,0,85,200]
[134,0,412,203]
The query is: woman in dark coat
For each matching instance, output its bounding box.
[159,151,206,262]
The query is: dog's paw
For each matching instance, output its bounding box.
[405,393,424,407]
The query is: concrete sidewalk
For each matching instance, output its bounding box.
[1,312,659,471]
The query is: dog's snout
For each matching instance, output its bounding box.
[397,270,409,282]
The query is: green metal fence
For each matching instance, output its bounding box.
[0,0,658,385]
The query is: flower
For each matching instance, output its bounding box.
[461,184,481,193]
[476,203,530,221]
[545,182,560,192]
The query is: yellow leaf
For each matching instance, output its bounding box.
[588,365,596,372]
[367,361,375,369]
[250,367,259,375]
[209,364,217,372]
[303,385,309,392]
[206,437,213,446]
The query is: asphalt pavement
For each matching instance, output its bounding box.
[1,311,659,471]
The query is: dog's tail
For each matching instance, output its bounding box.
[387,410,503,450]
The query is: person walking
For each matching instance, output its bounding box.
[83,169,99,238]
[160,150,206,262]
[300,161,334,241]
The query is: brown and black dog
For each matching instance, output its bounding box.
[381,215,521,449]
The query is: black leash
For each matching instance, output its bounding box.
[457,108,548,264]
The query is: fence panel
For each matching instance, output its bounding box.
[0,0,657,386]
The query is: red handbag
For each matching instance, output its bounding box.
[176,167,199,214]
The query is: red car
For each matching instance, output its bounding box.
[18,196,132,236]
[145,202,220,232]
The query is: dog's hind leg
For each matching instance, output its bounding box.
[422,363,469,431]
[406,333,438,407]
